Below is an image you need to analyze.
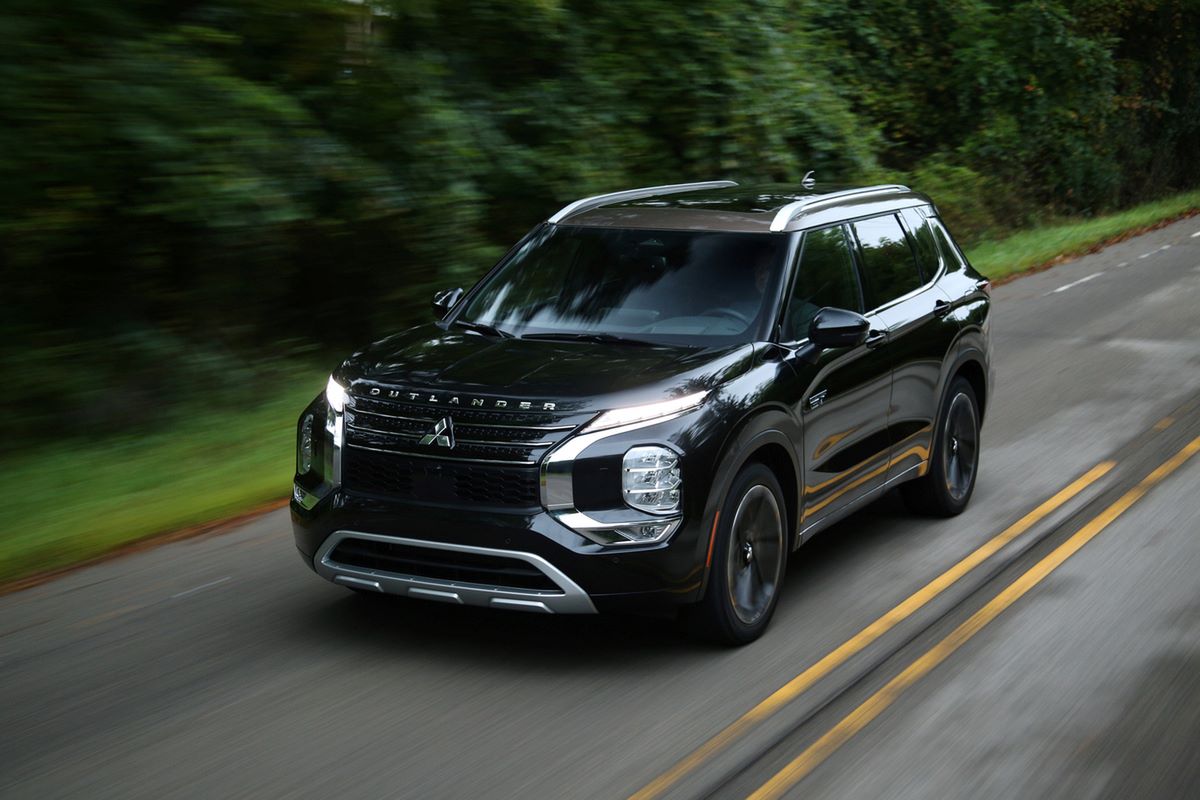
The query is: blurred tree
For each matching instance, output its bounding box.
[0,0,1197,438]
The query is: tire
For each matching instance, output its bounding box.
[684,463,788,645]
[901,376,980,517]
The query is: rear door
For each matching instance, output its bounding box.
[778,225,893,529]
[849,211,959,483]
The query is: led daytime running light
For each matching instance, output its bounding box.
[583,390,708,433]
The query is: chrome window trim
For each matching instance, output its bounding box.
[776,204,945,347]
[547,181,738,224]
[848,208,946,316]
[776,223,864,347]
[315,531,597,614]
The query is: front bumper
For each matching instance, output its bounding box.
[292,491,712,613]
[315,530,597,614]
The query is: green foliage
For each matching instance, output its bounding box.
[1,0,1199,441]
[968,188,1200,279]
[0,375,319,584]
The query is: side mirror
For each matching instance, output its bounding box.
[808,307,869,349]
[432,287,464,320]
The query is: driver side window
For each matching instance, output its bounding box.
[783,225,863,341]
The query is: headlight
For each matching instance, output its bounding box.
[622,445,681,514]
[325,376,346,446]
[298,413,315,474]
[583,391,708,433]
[325,376,348,413]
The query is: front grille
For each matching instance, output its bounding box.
[344,448,540,508]
[344,392,582,466]
[329,538,560,592]
[341,386,586,509]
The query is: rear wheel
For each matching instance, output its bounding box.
[901,376,980,516]
[685,463,787,645]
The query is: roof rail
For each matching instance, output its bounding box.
[547,181,738,224]
[768,184,910,232]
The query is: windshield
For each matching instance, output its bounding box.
[456,225,788,345]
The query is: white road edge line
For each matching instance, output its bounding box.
[1049,272,1105,295]
[171,576,232,599]
[1191,231,1200,238]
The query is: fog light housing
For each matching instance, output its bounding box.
[623,446,681,514]
[608,519,681,543]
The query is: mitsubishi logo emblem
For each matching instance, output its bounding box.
[419,417,455,448]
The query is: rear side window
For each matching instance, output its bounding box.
[928,216,969,272]
[852,214,923,307]
[784,225,862,341]
[900,207,941,280]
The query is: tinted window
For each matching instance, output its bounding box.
[783,225,862,341]
[900,207,940,280]
[852,214,923,306]
[929,216,968,272]
[457,225,787,345]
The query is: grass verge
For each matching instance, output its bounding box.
[1,379,320,587]
[4,189,1200,589]
[966,189,1200,280]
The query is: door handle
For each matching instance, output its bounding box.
[864,329,888,349]
[933,299,952,318]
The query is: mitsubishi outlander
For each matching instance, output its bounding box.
[291,180,992,644]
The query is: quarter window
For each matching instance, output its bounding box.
[900,207,940,280]
[783,225,862,341]
[852,214,923,307]
[929,216,969,272]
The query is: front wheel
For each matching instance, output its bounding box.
[685,463,788,645]
[901,377,980,516]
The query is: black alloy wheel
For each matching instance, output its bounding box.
[686,463,788,645]
[902,376,981,516]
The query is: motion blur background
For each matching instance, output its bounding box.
[3,0,1200,583]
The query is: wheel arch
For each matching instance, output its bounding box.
[953,357,988,423]
[693,407,803,601]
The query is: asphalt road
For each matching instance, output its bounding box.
[4,218,1200,800]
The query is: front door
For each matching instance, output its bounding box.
[779,224,893,530]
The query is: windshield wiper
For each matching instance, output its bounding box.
[520,332,660,346]
[453,320,514,338]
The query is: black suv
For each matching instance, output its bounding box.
[292,180,992,644]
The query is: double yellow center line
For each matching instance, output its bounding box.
[750,434,1200,799]
[630,460,1116,800]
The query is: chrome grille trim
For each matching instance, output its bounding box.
[344,390,583,467]
[346,442,536,467]
[351,407,574,432]
[347,423,551,448]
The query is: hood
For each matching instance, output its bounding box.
[335,324,757,416]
